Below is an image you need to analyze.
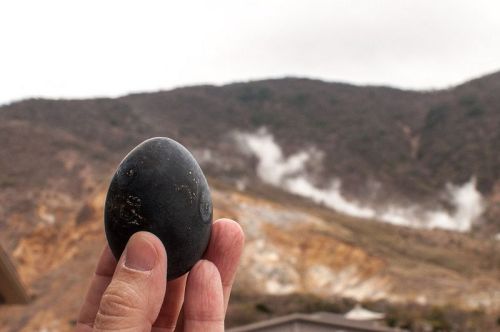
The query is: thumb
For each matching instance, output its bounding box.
[94,232,167,332]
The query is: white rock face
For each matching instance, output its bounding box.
[219,190,393,301]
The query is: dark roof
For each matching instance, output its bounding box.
[0,245,29,304]
[227,312,402,332]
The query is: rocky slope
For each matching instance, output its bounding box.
[0,177,499,331]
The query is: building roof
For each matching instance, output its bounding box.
[345,304,386,321]
[227,311,401,332]
[0,245,29,304]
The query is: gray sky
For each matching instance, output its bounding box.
[1,0,499,104]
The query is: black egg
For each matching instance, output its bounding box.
[104,137,212,280]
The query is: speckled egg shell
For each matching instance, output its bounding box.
[104,137,212,280]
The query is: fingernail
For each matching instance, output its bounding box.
[125,233,157,271]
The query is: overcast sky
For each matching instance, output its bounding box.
[1,0,499,104]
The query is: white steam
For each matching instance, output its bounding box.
[240,131,311,186]
[378,180,485,231]
[235,129,485,232]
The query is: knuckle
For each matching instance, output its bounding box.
[97,281,144,319]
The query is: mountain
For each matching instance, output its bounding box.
[0,72,500,331]
[3,71,500,230]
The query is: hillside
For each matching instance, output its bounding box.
[2,72,500,231]
[0,73,500,331]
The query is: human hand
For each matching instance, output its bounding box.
[76,218,245,332]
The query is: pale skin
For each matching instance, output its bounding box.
[76,218,245,332]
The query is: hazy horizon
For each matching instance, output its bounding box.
[1,0,500,105]
[2,69,499,107]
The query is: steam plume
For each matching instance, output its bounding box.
[235,128,484,232]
